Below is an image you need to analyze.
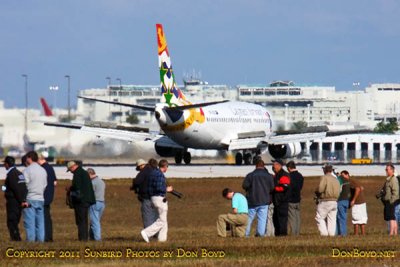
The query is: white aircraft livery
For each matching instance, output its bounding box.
[45,24,326,164]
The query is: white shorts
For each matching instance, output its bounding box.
[352,203,368,225]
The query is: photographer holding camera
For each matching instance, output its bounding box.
[379,163,399,236]
[140,159,173,243]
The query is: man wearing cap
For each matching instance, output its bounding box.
[271,159,291,236]
[87,168,105,241]
[38,153,57,242]
[66,161,95,241]
[315,164,340,236]
[286,160,304,235]
[132,158,158,228]
[3,156,28,241]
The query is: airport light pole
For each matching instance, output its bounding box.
[116,78,122,123]
[22,74,28,135]
[65,75,71,121]
[106,76,111,116]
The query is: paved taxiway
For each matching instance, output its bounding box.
[0,164,390,180]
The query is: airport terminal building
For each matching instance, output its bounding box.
[237,81,376,129]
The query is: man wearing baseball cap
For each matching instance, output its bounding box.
[132,158,159,229]
[315,163,340,236]
[3,156,27,241]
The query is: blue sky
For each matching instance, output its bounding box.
[1,0,400,109]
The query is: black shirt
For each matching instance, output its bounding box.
[288,170,304,203]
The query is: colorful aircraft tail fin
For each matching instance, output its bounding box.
[156,24,190,107]
[40,97,53,116]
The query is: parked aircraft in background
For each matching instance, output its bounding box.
[40,97,53,117]
[44,24,326,164]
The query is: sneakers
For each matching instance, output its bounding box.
[141,230,149,243]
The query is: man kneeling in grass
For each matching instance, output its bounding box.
[217,188,248,237]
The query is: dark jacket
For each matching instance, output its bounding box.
[148,168,166,197]
[288,170,304,203]
[242,168,274,207]
[4,166,27,204]
[71,166,95,205]
[273,169,291,206]
[41,162,57,205]
[133,165,153,200]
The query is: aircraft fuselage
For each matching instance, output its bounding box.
[157,101,273,150]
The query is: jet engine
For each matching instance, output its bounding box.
[268,142,302,159]
[154,142,181,157]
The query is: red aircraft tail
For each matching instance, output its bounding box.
[40,97,53,116]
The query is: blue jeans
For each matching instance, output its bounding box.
[23,200,45,242]
[395,204,400,232]
[89,201,105,241]
[245,205,268,237]
[336,200,349,236]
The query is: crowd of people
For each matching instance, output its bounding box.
[3,154,400,242]
[218,158,303,237]
[3,152,105,242]
[219,158,373,238]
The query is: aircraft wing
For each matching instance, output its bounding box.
[227,137,267,150]
[42,121,154,142]
[42,121,184,148]
[268,132,326,144]
[226,130,326,150]
[78,126,152,142]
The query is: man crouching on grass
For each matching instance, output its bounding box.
[217,188,248,237]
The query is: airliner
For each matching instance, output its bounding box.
[44,24,326,165]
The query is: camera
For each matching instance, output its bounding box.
[375,189,385,200]
[314,192,321,205]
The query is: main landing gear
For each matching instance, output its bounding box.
[235,151,260,165]
[174,150,191,165]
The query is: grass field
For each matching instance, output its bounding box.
[1,174,400,266]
